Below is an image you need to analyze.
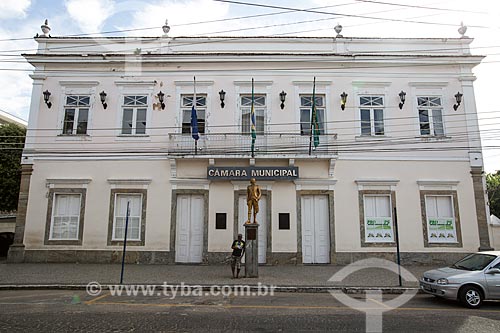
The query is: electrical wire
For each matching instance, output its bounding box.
[0,1,496,56]
[0,2,358,43]
[5,108,500,134]
[353,0,488,14]
[212,0,491,29]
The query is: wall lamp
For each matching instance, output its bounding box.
[453,92,463,111]
[99,91,107,109]
[340,92,348,110]
[398,90,406,109]
[219,89,226,108]
[43,90,52,108]
[157,91,165,110]
[279,90,287,109]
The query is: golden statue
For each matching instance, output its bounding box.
[246,178,262,224]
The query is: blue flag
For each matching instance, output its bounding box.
[191,103,199,141]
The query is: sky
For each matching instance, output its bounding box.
[0,0,499,172]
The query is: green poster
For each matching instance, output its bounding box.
[428,218,456,243]
[366,217,394,243]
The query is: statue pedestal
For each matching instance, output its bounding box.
[244,223,259,278]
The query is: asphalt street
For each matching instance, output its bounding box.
[1,289,500,332]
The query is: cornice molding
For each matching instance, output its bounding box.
[408,81,448,87]
[107,178,152,185]
[58,80,99,87]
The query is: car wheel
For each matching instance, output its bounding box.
[459,285,483,309]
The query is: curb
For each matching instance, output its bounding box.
[0,284,422,294]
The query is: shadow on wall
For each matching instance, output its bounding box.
[0,233,14,257]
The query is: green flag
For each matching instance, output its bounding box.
[311,77,320,148]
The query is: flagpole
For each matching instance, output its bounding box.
[194,76,197,155]
[251,78,255,158]
[120,201,130,284]
[309,77,316,155]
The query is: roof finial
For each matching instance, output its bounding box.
[334,23,343,38]
[40,19,51,37]
[458,21,468,38]
[162,19,170,36]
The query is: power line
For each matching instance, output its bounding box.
[0,2,357,44]
[3,49,497,67]
[0,2,361,43]
[353,0,488,14]
[0,2,496,55]
[212,0,490,29]
[9,108,500,133]
[3,117,499,147]
[0,58,493,75]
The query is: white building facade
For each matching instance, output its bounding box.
[8,32,492,265]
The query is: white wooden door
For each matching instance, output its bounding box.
[175,195,204,263]
[238,195,267,264]
[301,195,330,264]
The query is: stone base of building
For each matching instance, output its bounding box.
[16,250,471,266]
[6,244,25,263]
[333,252,467,266]
[23,250,174,264]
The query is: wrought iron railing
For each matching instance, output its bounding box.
[167,132,337,156]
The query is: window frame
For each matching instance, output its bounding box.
[57,81,98,139]
[44,188,86,245]
[417,96,445,136]
[299,94,326,136]
[107,189,147,246]
[358,95,385,136]
[62,95,90,135]
[359,190,396,247]
[424,194,458,244]
[240,94,266,135]
[181,94,207,135]
[420,190,462,247]
[120,95,149,136]
[112,193,142,242]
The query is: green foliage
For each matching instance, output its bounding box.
[487,171,500,218]
[0,123,26,212]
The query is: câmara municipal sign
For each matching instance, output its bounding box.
[207,166,299,180]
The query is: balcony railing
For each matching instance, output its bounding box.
[167,133,337,156]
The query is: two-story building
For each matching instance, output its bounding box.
[8,23,492,265]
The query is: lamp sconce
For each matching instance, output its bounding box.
[398,90,406,109]
[99,91,107,109]
[43,90,52,108]
[340,92,348,110]
[157,91,165,110]
[279,90,287,109]
[453,91,463,111]
[219,89,226,108]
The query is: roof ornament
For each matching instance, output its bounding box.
[334,23,343,38]
[162,19,170,36]
[40,19,51,37]
[458,22,468,38]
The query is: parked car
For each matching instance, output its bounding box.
[420,251,500,308]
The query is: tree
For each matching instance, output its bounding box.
[0,123,26,212]
[486,171,500,218]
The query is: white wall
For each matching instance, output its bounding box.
[334,159,479,253]
[24,160,172,251]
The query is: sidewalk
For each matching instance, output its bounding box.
[0,262,435,290]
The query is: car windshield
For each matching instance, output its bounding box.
[451,253,497,271]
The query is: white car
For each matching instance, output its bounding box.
[420,251,500,308]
